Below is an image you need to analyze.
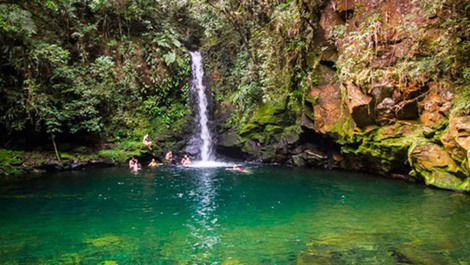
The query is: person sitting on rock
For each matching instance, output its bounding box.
[165,151,173,164]
[142,134,152,150]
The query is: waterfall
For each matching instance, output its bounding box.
[189,51,214,161]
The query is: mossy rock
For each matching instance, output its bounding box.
[251,104,288,125]
[98,149,131,163]
[218,130,242,148]
[395,246,450,265]
[410,143,469,191]
[425,170,468,191]
[0,149,25,176]
[265,125,284,135]
[85,235,122,247]
[242,140,261,156]
[60,153,76,161]
[305,95,319,105]
[71,146,91,154]
[238,122,259,136]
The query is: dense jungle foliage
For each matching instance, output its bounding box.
[0,0,196,146]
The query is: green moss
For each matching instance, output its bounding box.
[421,169,468,191]
[98,149,138,163]
[265,125,284,135]
[116,140,142,150]
[251,102,288,125]
[305,95,319,105]
[338,122,430,173]
[0,149,25,176]
[328,117,355,142]
[60,153,75,161]
[85,235,122,247]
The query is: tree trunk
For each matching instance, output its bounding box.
[51,134,61,161]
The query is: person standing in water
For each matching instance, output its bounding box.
[180,154,192,166]
[128,157,136,169]
[130,157,141,171]
[148,158,159,168]
[142,134,152,150]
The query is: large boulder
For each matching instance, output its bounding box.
[375,97,396,125]
[441,116,470,171]
[310,83,345,134]
[410,143,468,191]
[396,100,419,120]
[319,1,344,41]
[346,83,374,128]
[419,82,453,127]
[291,144,328,168]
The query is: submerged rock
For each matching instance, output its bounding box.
[296,253,336,265]
[394,246,450,265]
[85,235,123,247]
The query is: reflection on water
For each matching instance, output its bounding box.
[187,169,220,261]
[0,167,468,264]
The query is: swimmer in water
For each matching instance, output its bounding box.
[131,158,141,171]
[165,151,173,164]
[148,158,159,168]
[226,164,251,173]
[180,154,192,166]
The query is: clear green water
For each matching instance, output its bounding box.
[0,166,469,265]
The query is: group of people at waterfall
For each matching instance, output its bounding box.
[129,133,249,173]
[128,134,193,171]
[128,151,192,172]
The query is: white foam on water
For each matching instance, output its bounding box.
[183,161,233,168]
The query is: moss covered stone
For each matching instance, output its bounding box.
[410,143,468,191]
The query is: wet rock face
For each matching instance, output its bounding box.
[291,144,328,168]
[410,143,468,191]
[38,158,114,172]
[442,116,470,171]
[206,0,468,191]
[300,0,470,190]
[419,82,453,127]
[309,84,344,134]
[215,130,249,160]
[375,98,395,125]
[346,83,374,128]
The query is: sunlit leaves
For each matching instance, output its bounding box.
[0,4,36,37]
[163,52,176,65]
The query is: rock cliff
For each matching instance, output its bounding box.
[207,0,469,191]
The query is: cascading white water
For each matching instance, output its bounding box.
[190,51,214,161]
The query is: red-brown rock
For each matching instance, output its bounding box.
[346,83,374,127]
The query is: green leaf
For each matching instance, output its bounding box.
[163,52,176,65]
